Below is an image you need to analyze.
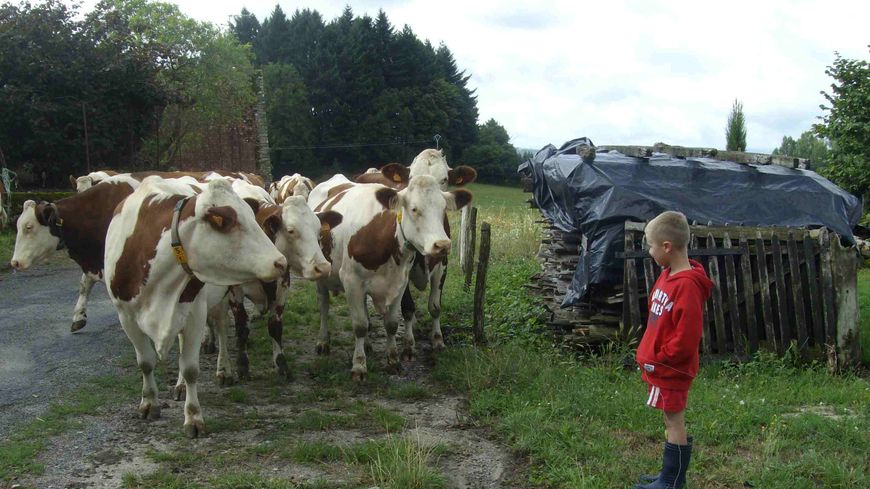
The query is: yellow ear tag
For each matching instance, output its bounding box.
[321,222,330,232]
[392,173,402,182]
[209,214,223,227]
[396,210,403,223]
[172,245,188,264]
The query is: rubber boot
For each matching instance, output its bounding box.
[634,441,692,489]
[637,436,693,483]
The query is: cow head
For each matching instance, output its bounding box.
[72,175,94,193]
[378,175,472,258]
[291,180,312,201]
[259,196,341,280]
[10,201,61,270]
[182,179,286,285]
[408,148,477,190]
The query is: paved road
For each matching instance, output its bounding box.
[0,262,128,439]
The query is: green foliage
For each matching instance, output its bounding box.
[771,130,830,166]
[725,99,747,151]
[814,48,870,200]
[461,119,523,183]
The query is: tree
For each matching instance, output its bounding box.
[813,48,870,201]
[725,99,747,151]
[230,8,260,49]
[771,130,829,165]
[263,63,316,175]
[461,119,520,183]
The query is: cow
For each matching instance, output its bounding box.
[308,174,471,380]
[214,180,340,383]
[353,149,477,353]
[269,173,315,203]
[11,174,143,331]
[105,177,286,437]
[69,170,119,192]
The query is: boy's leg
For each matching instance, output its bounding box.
[663,410,687,445]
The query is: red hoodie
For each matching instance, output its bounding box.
[635,259,713,391]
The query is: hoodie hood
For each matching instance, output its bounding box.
[663,259,713,300]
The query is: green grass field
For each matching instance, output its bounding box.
[432,183,870,488]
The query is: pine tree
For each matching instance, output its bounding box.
[230,8,260,52]
[725,99,747,152]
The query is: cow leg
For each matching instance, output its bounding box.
[70,273,97,332]
[363,294,374,356]
[229,286,250,380]
[179,308,206,438]
[172,334,186,401]
[268,282,292,381]
[400,285,416,361]
[384,298,402,372]
[346,280,368,381]
[201,321,217,354]
[208,299,235,386]
[429,263,447,351]
[118,312,160,420]
[316,280,331,355]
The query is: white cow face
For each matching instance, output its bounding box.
[10,201,60,270]
[184,180,287,285]
[75,176,94,192]
[270,196,340,280]
[408,148,478,191]
[390,176,472,257]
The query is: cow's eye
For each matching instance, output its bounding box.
[25,224,33,231]
[411,207,419,214]
[286,228,295,235]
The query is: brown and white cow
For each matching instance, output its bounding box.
[105,177,286,437]
[353,149,477,351]
[308,174,471,379]
[269,173,315,203]
[11,174,143,331]
[69,170,119,192]
[212,180,340,383]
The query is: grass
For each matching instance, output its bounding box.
[0,228,14,268]
[428,183,870,488]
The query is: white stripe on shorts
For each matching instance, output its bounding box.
[647,386,658,407]
[652,386,661,407]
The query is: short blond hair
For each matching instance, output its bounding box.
[645,211,690,249]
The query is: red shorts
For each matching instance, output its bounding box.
[645,384,688,412]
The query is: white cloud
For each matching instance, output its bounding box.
[79,0,870,152]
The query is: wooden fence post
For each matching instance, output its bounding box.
[459,206,469,269]
[830,233,860,368]
[473,222,491,346]
[463,206,478,291]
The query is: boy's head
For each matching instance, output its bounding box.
[644,211,690,267]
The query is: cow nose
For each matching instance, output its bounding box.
[274,257,287,272]
[431,240,451,256]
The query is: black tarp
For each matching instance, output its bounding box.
[518,137,863,307]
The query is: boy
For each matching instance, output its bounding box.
[634,211,713,489]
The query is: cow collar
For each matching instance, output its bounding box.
[46,203,66,251]
[171,197,196,278]
[396,210,419,253]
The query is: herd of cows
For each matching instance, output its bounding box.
[4,149,476,438]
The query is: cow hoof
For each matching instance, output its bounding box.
[237,360,250,381]
[275,355,293,382]
[184,421,206,439]
[432,340,446,352]
[216,372,235,387]
[70,320,87,332]
[173,384,186,401]
[315,342,330,355]
[364,342,374,356]
[401,348,415,362]
[351,370,367,382]
[139,403,161,420]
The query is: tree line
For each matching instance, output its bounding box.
[0,0,524,187]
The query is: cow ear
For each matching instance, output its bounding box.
[317,210,343,231]
[444,189,473,211]
[243,198,260,216]
[206,206,237,231]
[374,187,399,210]
[448,166,477,186]
[69,175,77,188]
[379,163,410,184]
[264,214,281,241]
[36,203,56,225]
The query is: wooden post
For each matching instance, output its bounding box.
[803,236,824,346]
[459,206,469,269]
[819,229,837,346]
[473,222,491,346]
[624,229,641,335]
[723,233,744,355]
[787,230,809,350]
[707,233,727,353]
[771,234,793,349]
[463,207,478,291]
[739,235,758,352]
[755,231,777,351]
[830,233,860,367]
[693,234,713,354]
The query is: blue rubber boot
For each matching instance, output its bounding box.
[634,441,692,489]
[637,436,692,483]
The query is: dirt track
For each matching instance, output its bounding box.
[0,262,521,488]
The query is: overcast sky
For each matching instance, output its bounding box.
[79,0,870,152]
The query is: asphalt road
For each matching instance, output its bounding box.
[0,262,129,439]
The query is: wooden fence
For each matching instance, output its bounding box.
[621,221,861,367]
